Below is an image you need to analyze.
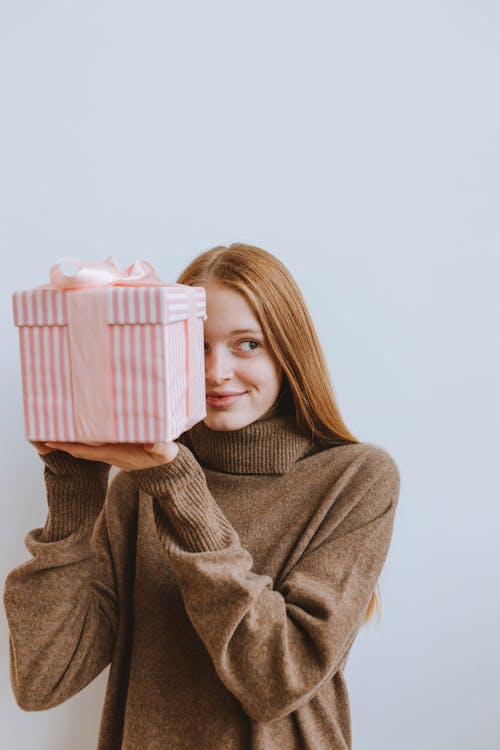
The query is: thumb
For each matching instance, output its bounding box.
[143,442,179,464]
[144,442,161,453]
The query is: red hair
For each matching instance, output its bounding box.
[177,243,381,623]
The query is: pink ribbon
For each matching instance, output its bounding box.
[47,257,201,441]
[49,256,163,289]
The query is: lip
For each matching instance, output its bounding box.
[206,390,246,397]
[206,392,246,408]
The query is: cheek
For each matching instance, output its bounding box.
[244,359,281,387]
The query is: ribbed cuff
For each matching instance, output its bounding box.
[41,450,111,478]
[41,451,111,542]
[127,444,236,553]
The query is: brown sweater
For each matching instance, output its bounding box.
[3,411,400,749]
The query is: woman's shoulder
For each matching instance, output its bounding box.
[297,439,401,526]
[300,437,400,484]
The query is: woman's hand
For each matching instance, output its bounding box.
[30,440,57,456]
[35,441,179,471]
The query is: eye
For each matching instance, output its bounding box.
[238,340,260,352]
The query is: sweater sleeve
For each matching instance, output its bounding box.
[3,452,118,711]
[127,443,401,723]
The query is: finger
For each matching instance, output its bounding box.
[144,442,169,455]
[143,443,159,452]
[45,442,112,462]
[29,440,57,455]
[45,442,75,453]
[143,442,179,464]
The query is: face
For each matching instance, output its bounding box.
[201,278,283,431]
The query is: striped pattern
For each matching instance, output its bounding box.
[13,289,68,326]
[107,286,206,325]
[108,317,206,443]
[165,316,206,439]
[17,324,75,441]
[13,286,206,328]
[13,285,207,443]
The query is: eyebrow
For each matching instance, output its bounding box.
[228,328,263,335]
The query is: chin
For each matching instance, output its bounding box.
[203,405,263,431]
[203,414,248,431]
[203,397,278,431]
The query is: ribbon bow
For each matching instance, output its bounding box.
[49,256,162,289]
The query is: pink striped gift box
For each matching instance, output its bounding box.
[12,283,207,443]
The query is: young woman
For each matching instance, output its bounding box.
[4,243,400,750]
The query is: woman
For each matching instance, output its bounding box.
[3,243,400,749]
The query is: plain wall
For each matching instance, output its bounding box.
[1,1,499,748]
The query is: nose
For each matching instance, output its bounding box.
[204,345,234,384]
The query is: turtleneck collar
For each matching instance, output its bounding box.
[183,409,313,475]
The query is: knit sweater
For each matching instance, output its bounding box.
[3,411,400,750]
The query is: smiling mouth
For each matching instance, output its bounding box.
[206,393,246,407]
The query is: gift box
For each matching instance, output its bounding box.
[12,257,207,443]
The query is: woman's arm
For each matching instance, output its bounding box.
[3,452,118,711]
[127,443,400,723]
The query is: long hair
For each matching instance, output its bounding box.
[177,242,380,624]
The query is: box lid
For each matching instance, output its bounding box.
[12,285,207,327]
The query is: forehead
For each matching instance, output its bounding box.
[201,280,262,334]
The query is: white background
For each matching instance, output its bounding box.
[1,1,499,748]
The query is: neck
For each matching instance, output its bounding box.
[183,411,312,475]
